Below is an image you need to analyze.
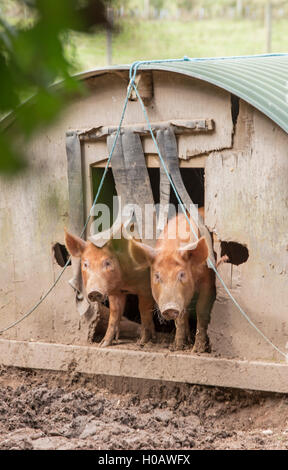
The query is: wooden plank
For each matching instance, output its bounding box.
[156,128,216,266]
[128,71,154,106]
[107,133,130,206]
[158,133,171,234]
[65,132,85,233]
[121,130,156,245]
[65,132,90,316]
[91,154,206,168]
[0,339,288,393]
[78,119,215,141]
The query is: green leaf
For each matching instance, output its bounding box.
[0,133,27,175]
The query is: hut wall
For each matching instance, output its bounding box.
[206,100,288,361]
[0,71,232,344]
[0,71,286,364]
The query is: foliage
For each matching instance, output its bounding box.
[0,0,110,175]
[1,0,285,176]
[66,16,288,70]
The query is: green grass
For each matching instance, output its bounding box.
[65,18,288,72]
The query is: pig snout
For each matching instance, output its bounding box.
[161,304,181,320]
[88,290,105,303]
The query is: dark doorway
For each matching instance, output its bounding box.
[91,166,205,343]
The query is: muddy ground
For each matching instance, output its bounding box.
[0,366,287,450]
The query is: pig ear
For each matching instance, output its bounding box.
[64,229,87,257]
[178,236,208,264]
[128,238,158,268]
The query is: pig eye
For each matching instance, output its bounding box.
[103,259,112,269]
[82,260,89,269]
[154,272,161,283]
[178,271,186,282]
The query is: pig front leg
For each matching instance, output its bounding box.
[193,273,216,354]
[173,310,191,350]
[99,294,126,348]
[138,295,156,345]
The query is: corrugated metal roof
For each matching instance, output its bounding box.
[2,54,288,134]
[74,54,288,134]
[136,54,288,134]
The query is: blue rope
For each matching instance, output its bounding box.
[129,53,288,80]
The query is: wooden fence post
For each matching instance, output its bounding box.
[265,1,272,53]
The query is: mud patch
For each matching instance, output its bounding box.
[0,366,288,450]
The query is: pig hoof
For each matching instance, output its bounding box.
[99,339,113,348]
[137,336,149,346]
[192,339,211,354]
[171,341,185,351]
[99,324,120,348]
[138,328,155,345]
